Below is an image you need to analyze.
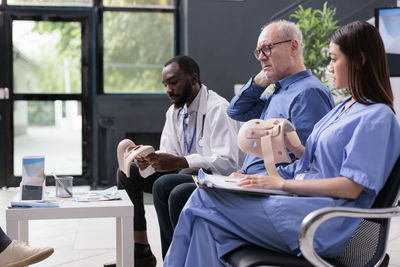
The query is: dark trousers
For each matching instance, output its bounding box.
[116,164,175,231]
[152,174,197,258]
[0,227,12,253]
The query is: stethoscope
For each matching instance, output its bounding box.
[178,109,206,153]
[198,114,206,148]
[178,87,209,152]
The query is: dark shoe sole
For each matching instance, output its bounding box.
[135,255,157,267]
[103,255,156,267]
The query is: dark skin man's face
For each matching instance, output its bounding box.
[162,62,194,108]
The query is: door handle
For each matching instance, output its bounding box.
[0,88,9,100]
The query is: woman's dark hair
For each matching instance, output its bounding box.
[330,21,394,112]
[165,55,202,86]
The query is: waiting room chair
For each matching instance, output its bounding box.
[225,156,400,267]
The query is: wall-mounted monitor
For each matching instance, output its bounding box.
[375,7,400,77]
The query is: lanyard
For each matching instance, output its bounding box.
[182,113,197,154]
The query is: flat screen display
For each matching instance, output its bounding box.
[375,7,400,76]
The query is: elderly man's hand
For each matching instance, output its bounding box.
[253,70,278,88]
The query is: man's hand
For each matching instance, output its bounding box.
[134,155,150,171]
[253,70,277,87]
[145,153,189,172]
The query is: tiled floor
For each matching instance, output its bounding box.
[0,186,163,267]
[1,186,400,266]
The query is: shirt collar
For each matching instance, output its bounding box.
[275,69,312,92]
[177,84,203,117]
[186,84,203,114]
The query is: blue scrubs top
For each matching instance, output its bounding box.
[227,70,334,174]
[274,98,400,256]
[164,98,400,267]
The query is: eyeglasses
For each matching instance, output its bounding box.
[252,39,292,60]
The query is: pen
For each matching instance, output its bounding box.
[224,178,239,183]
[52,172,73,197]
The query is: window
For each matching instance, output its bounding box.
[13,20,82,94]
[7,0,92,7]
[103,10,174,93]
[104,0,173,8]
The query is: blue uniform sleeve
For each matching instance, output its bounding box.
[289,87,334,145]
[226,77,267,122]
[340,113,400,194]
[277,160,300,179]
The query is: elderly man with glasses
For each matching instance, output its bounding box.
[152,20,335,261]
[227,19,335,176]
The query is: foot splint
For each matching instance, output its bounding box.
[117,139,155,177]
[237,118,302,177]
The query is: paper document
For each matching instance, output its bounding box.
[10,200,59,208]
[194,169,293,196]
[75,186,121,202]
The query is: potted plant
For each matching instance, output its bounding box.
[290,2,348,102]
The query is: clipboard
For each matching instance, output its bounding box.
[193,169,294,196]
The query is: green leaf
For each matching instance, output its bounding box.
[290,1,340,93]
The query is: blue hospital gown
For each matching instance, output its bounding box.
[164,98,400,267]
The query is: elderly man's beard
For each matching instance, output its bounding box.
[173,80,193,108]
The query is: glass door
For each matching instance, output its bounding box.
[0,9,92,187]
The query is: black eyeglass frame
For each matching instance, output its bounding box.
[253,39,292,60]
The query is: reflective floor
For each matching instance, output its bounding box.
[0,186,162,267]
[1,186,400,267]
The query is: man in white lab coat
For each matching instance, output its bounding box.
[115,55,241,267]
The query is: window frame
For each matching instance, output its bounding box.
[95,0,179,95]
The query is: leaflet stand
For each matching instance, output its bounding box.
[20,181,46,201]
[19,156,46,201]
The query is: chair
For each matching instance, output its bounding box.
[225,156,400,267]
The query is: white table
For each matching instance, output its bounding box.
[5,190,134,267]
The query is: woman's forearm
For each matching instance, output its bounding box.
[282,177,364,199]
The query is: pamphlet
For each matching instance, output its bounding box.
[75,186,121,202]
[194,169,293,196]
[10,200,59,208]
[20,156,45,200]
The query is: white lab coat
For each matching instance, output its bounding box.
[158,85,241,176]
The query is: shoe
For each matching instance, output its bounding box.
[0,240,54,267]
[103,243,157,267]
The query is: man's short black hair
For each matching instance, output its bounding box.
[164,55,202,86]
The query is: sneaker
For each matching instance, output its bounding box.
[0,240,54,267]
[104,243,157,267]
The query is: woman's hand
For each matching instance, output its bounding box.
[237,174,285,190]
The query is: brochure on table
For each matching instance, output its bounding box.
[20,156,46,201]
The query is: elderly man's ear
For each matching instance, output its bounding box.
[290,39,301,56]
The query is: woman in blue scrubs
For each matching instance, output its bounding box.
[163,21,400,267]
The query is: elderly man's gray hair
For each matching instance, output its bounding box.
[262,20,303,47]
